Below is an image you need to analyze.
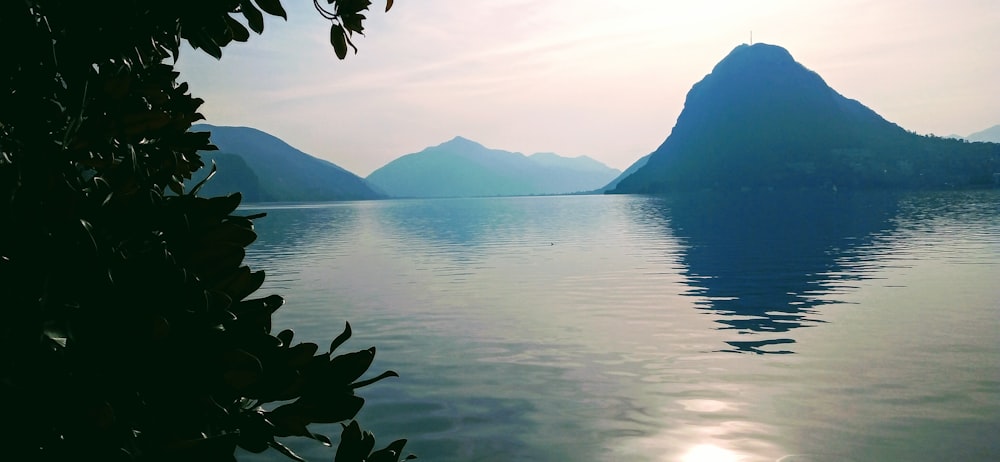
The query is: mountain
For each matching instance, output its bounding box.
[599,153,650,192]
[611,43,1000,193]
[189,124,382,202]
[967,124,1000,143]
[527,151,611,173]
[365,137,621,198]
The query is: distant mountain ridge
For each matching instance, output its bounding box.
[365,137,620,198]
[967,124,1000,143]
[599,154,650,192]
[190,124,381,202]
[611,43,1000,193]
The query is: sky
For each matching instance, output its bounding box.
[175,0,1000,176]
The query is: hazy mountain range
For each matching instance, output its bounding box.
[188,43,998,201]
[190,126,620,201]
[609,43,999,193]
[365,136,621,198]
[190,124,381,202]
[965,125,1000,143]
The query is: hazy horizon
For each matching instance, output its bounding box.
[175,0,1000,176]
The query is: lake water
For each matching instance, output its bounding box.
[239,190,1000,462]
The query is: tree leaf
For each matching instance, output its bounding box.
[310,432,333,447]
[329,321,352,353]
[221,349,264,390]
[335,421,376,462]
[225,15,251,42]
[189,161,218,196]
[277,328,294,347]
[286,342,319,368]
[330,24,348,59]
[241,0,265,33]
[254,0,288,19]
[309,394,365,423]
[349,370,398,390]
[194,30,224,59]
[268,440,306,462]
[328,348,375,385]
[369,439,409,462]
[342,13,366,35]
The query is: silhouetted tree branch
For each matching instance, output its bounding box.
[0,1,412,460]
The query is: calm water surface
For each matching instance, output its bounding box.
[240,191,1000,461]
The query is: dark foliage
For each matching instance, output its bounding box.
[195,152,266,202]
[0,1,410,460]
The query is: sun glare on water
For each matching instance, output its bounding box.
[681,444,742,462]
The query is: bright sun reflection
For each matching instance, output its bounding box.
[681,444,741,462]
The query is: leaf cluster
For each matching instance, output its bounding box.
[314,0,395,59]
[0,0,407,460]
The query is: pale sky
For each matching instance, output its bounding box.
[175,0,1000,176]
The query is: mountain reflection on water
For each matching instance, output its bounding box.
[632,191,900,354]
[247,192,908,356]
[237,191,1000,461]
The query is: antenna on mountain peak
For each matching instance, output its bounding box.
[750,30,753,45]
